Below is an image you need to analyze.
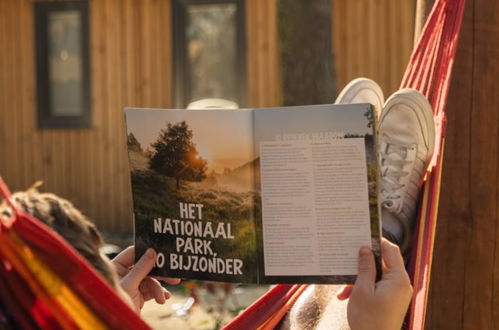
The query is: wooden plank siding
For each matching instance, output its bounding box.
[0,0,174,235]
[246,0,280,107]
[0,0,280,236]
[332,0,416,96]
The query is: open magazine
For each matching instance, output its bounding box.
[125,104,381,284]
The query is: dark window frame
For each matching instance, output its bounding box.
[172,0,246,108]
[35,1,91,129]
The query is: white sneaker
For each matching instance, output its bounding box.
[379,89,435,255]
[334,77,385,117]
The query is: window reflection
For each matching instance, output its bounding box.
[186,4,238,104]
[48,10,84,116]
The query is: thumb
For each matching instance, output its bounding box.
[353,246,376,295]
[121,248,156,291]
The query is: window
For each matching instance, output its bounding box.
[35,1,91,129]
[172,0,246,108]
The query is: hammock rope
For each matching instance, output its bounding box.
[403,1,465,328]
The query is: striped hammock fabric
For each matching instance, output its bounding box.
[0,179,151,330]
[224,0,466,329]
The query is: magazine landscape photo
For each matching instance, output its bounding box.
[125,104,381,284]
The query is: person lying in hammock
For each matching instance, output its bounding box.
[1,186,413,330]
[0,78,432,329]
[0,187,180,314]
[279,78,435,330]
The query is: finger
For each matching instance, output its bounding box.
[352,246,376,295]
[337,285,353,300]
[138,279,159,302]
[144,277,167,304]
[381,238,405,271]
[121,248,156,291]
[139,277,170,302]
[153,276,182,285]
[142,290,154,302]
[139,278,164,304]
[112,246,135,269]
[142,288,171,303]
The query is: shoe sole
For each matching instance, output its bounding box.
[334,77,385,119]
[380,88,435,161]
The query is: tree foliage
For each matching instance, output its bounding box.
[364,108,375,128]
[149,121,207,189]
[127,133,143,152]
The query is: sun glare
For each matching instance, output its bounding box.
[196,145,210,162]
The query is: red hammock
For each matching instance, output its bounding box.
[0,0,465,328]
[224,0,466,329]
[0,179,151,329]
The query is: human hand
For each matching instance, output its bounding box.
[112,246,181,313]
[338,238,413,330]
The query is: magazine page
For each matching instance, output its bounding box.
[253,104,381,284]
[125,108,259,283]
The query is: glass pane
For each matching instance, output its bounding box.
[48,10,84,116]
[186,4,237,104]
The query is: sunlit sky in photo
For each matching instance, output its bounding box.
[125,108,254,173]
[125,104,373,173]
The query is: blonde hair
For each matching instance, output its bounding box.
[0,184,117,286]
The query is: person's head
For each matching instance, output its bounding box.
[0,184,133,307]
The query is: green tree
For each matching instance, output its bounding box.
[149,121,207,189]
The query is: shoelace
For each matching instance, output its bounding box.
[380,135,413,212]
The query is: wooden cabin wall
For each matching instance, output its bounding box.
[246,0,280,108]
[0,0,415,236]
[333,0,416,96]
[0,0,280,236]
[0,0,173,235]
